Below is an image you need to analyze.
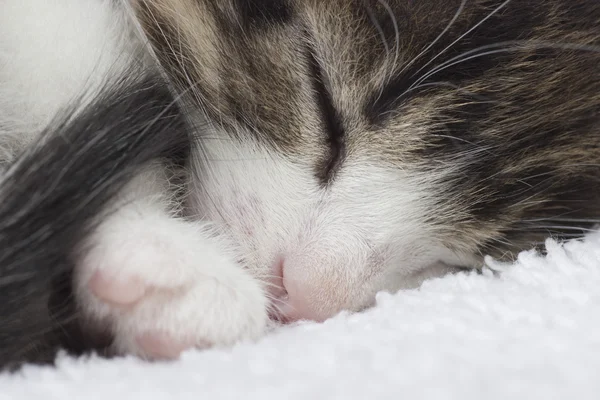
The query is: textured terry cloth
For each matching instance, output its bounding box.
[2,233,600,400]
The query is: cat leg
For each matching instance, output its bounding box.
[74,163,268,359]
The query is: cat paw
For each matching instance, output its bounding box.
[75,213,268,359]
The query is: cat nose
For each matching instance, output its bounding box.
[267,256,330,323]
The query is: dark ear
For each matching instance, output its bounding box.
[234,0,292,28]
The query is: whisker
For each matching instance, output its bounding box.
[522,217,600,224]
[363,1,392,105]
[409,40,600,96]
[397,0,468,77]
[517,225,599,233]
[409,0,512,83]
[378,0,401,89]
[407,81,497,102]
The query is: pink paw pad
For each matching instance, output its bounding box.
[136,333,197,360]
[88,270,147,306]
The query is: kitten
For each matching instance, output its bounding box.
[0,0,599,368]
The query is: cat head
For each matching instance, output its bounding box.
[136,0,600,321]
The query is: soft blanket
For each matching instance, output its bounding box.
[2,233,600,399]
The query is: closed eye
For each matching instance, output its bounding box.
[306,47,346,185]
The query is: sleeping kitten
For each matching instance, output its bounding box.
[0,0,599,367]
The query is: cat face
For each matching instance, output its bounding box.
[136,0,600,321]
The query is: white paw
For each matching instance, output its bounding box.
[75,210,268,359]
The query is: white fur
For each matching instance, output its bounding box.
[0,0,136,158]
[76,165,267,356]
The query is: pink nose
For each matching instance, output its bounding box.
[267,256,329,323]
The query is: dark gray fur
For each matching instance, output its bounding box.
[0,71,189,369]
